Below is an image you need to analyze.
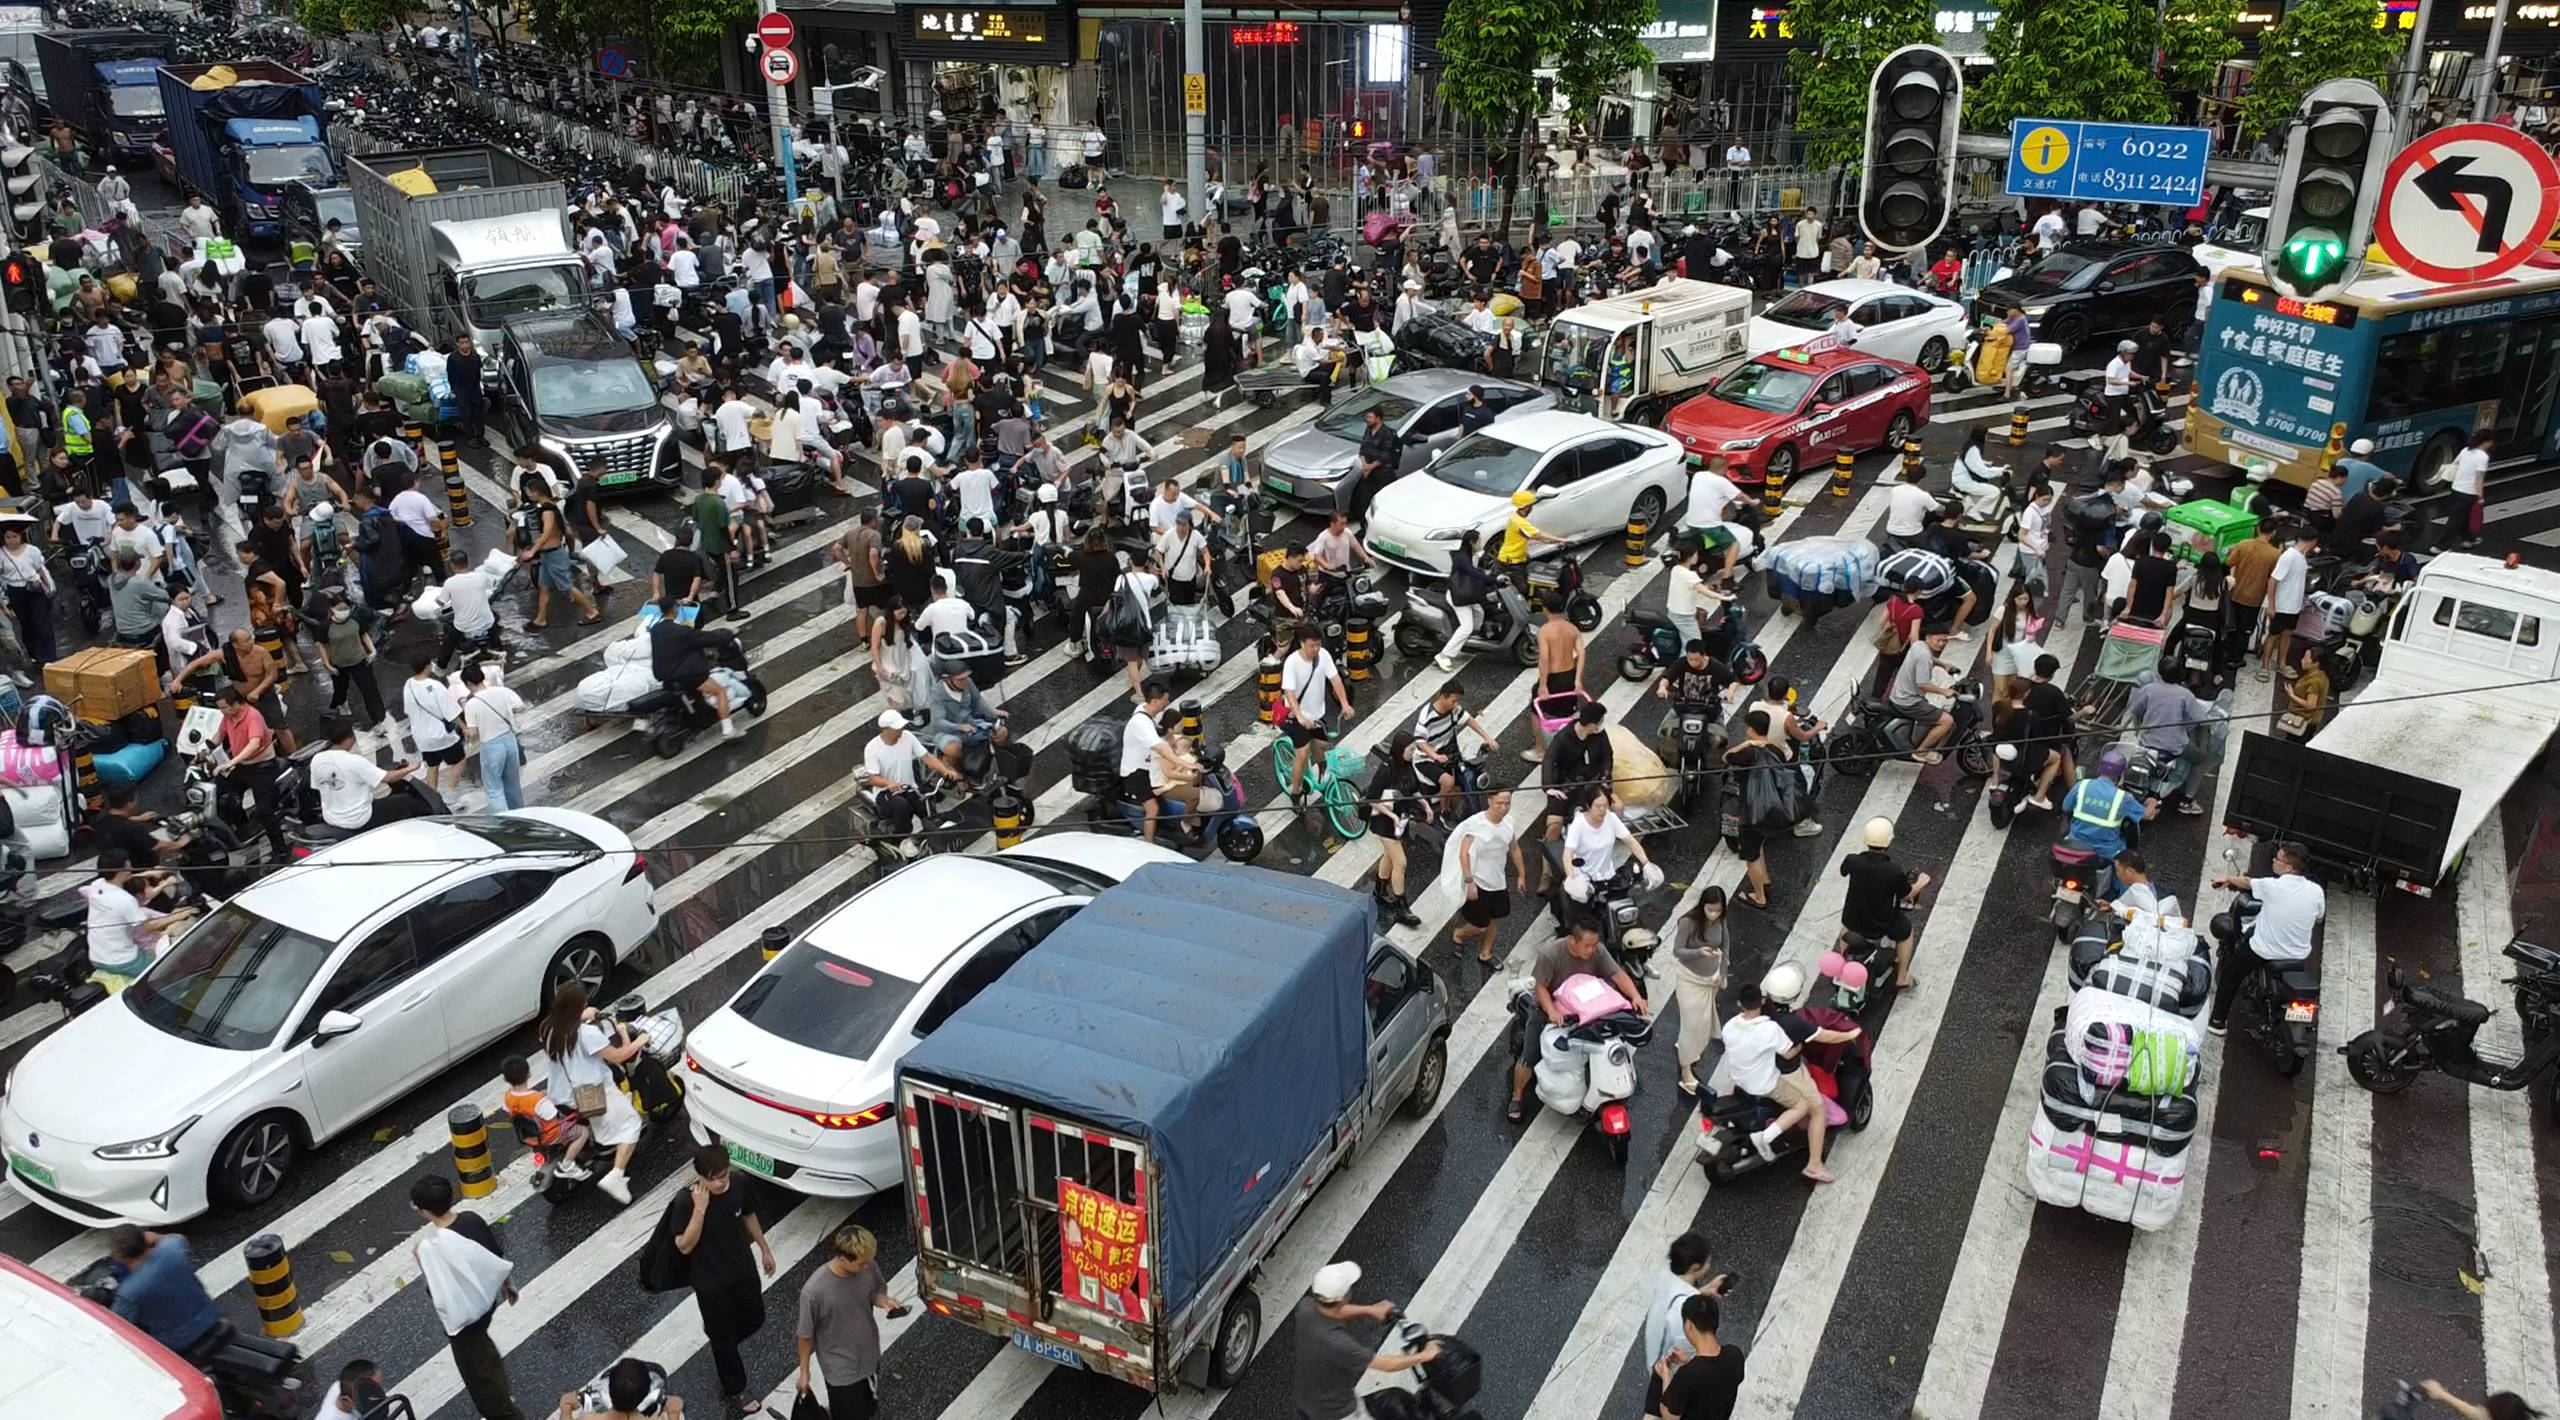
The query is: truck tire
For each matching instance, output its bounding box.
[1403,1038,1448,1118]
[1206,1288,1261,1388]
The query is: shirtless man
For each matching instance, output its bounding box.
[1521,604,1583,764]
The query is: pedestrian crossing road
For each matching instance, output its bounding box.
[4,342,2558,1420]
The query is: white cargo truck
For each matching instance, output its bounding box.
[1538,277,1752,422]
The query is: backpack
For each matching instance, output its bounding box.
[1100,573,1150,646]
[2066,491,2116,538]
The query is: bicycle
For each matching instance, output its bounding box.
[1270,724,1367,843]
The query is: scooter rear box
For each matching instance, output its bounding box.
[2161,497,2258,563]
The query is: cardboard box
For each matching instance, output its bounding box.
[44,646,160,723]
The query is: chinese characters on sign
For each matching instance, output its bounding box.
[912,7,1049,44]
[2374,0,2419,28]
[1231,20,1302,43]
[1058,1180,1148,1320]
[1748,6,1793,40]
[1934,8,1998,34]
[2215,314,2348,379]
[2207,308,2357,446]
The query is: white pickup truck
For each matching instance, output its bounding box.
[2225,553,2560,895]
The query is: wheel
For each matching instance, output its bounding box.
[1218,817,1265,862]
[544,934,615,1011]
[2273,1032,2307,1079]
[1848,1080,1874,1128]
[653,732,686,759]
[1618,651,1651,683]
[211,1113,301,1209]
[1629,488,1667,540]
[2044,313,2089,352]
[1883,411,1916,454]
[1942,361,1972,393]
[2519,988,2554,1043]
[1322,777,1366,840]
[2344,1032,2421,1092]
[745,688,769,717]
[1732,644,1768,685]
[1955,733,1995,779]
[1395,621,1431,657]
[1403,1038,1447,1117]
[1269,737,1298,795]
[2147,424,2180,456]
[2409,431,2465,493]
[1604,1130,1630,1166]
[1916,336,1950,374]
[1513,630,1541,667]
[1764,445,1800,488]
[1831,730,1878,779]
[1206,1288,1261,1388]
[1568,594,1602,633]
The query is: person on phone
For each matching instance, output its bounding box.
[795,1224,909,1420]
[672,1144,778,1413]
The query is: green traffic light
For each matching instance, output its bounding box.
[2283,228,2347,283]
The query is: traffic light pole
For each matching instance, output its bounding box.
[755,0,802,209]
[2395,0,2437,126]
[2476,0,2511,119]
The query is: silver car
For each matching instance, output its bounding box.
[1259,370,1553,517]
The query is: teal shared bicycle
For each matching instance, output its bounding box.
[1271,728,1368,843]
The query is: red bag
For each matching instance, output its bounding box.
[2471,497,2487,536]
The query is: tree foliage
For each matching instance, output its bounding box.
[2159,0,2246,104]
[2239,0,2402,141]
[284,0,410,35]
[525,0,750,83]
[1439,0,1655,237]
[1785,0,1936,169]
[1968,0,2171,131]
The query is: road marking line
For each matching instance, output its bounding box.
[2458,818,2560,1408]
[2289,892,2377,1420]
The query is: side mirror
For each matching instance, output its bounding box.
[2095,280,2118,294]
[314,1009,361,1043]
[1403,433,1429,446]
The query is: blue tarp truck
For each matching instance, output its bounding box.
[32,30,172,161]
[154,61,333,239]
[895,863,1452,1392]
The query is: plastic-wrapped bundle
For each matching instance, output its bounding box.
[578,662,659,715]
[603,634,651,668]
[2085,953,2213,1016]
[2027,1104,2189,1232]
[2065,986,2202,1096]
[2039,1053,2201,1155]
[1065,712,1126,796]
[1150,604,1221,671]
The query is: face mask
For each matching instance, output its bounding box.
[332,607,352,622]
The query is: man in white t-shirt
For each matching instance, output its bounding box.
[2207,840,2327,1035]
[2446,428,2491,552]
[949,461,1001,530]
[2031,206,2068,253]
[1159,180,1186,240]
[390,483,448,582]
[309,719,421,831]
[712,389,755,455]
[2075,202,2109,237]
[1679,456,1748,573]
[1719,981,1861,1182]
[860,711,957,852]
[83,858,192,984]
[1884,467,1939,546]
[1119,679,1174,842]
[1445,787,1522,962]
[2259,525,2315,683]
[1280,625,1353,803]
[1146,479,1212,534]
[914,578,976,646]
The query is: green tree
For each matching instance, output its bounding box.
[284,0,411,35]
[1785,0,1936,170]
[1437,0,1655,241]
[1968,0,2172,131]
[526,0,750,83]
[2159,0,2246,107]
[2239,0,2401,141]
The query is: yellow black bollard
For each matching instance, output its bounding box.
[1829,449,1854,498]
[446,1103,494,1200]
[1760,476,1784,521]
[401,419,425,453]
[1344,616,1374,682]
[245,1234,301,1337]
[1259,654,1284,724]
[1901,440,1923,481]
[2008,404,2030,447]
[990,781,1029,848]
[1179,698,1202,741]
[73,741,99,817]
[440,442,472,529]
[1624,515,1649,566]
[760,926,790,962]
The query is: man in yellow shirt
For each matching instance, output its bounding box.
[1496,489,1565,589]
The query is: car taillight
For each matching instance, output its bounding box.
[1598,1102,1631,1136]
[625,852,648,883]
[697,1055,893,1129]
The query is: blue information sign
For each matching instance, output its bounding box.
[2005,119,2210,208]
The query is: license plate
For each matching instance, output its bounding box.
[1011,1330,1085,1369]
[599,471,642,487]
[723,1143,774,1177]
[2284,1002,2318,1023]
[1371,537,1406,558]
[1262,475,1292,495]
[8,1152,53,1191]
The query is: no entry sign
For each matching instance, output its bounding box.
[2375,122,2560,285]
[755,12,796,49]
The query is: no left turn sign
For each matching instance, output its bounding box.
[2375,122,2560,284]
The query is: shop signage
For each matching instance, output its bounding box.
[2375,0,2420,30]
[905,4,1067,60]
[1641,0,1713,60]
[1231,20,1302,42]
[2454,0,2560,27]
[911,7,1049,43]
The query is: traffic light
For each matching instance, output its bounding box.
[1859,44,1963,253]
[2264,77,2394,301]
[0,250,39,317]
[0,129,40,243]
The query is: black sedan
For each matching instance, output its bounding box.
[1970,241,2205,353]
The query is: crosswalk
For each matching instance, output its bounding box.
[2,333,2555,1420]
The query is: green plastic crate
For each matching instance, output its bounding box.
[2161,495,2260,563]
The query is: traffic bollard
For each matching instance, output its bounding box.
[1760,476,1784,521]
[1901,440,1923,481]
[447,1103,494,1200]
[1344,617,1374,682]
[1258,655,1284,725]
[2009,405,2030,447]
[760,926,789,962]
[1179,698,1202,741]
[246,1234,301,1337]
[1623,514,1649,566]
[1830,449,1854,498]
[990,780,1030,849]
[440,442,472,528]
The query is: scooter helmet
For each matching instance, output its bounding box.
[2097,747,2129,781]
[1038,483,1058,504]
[1837,960,1871,990]
[1759,961,1807,1008]
[1511,490,1536,509]
[307,500,334,522]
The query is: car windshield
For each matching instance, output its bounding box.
[1428,432,1545,496]
[1314,389,1418,437]
[450,815,593,854]
[728,942,921,1061]
[244,144,333,188]
[1708,361,1816,414]
[107,85,162,118]
[1541,320,1615,397]
[124,904,337,1052]
[529,357,658,419]
[462,266,582,328]
[315,191,359,232]
[2009,250,2102,294]
[1762,290,1850,330]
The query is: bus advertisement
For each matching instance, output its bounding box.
[2184,262,2560,491]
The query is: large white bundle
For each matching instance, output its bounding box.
[2,782,70,860]
[577,662,660,715]
[2064,985,2202,1095]
[2027,1108,2188,1232]
[602,634,652,668]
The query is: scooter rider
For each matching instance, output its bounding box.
[1655,637,1731,714]
[1885,625,1960,764]
[104,1225,221,1357]
[923,660,1009,772]
[647,597,743,739]
[1720,970,1862,1184]
[1839,818,1930,992]
[309,717,427,832]
[2206,839,2325,1037]
[1677,454,1748,575]
[2060,748,2158,897]
[1950,428,2009,525]
[1506,919,1647,1123]
[1410,681,1497,820]
[1293,1261,1438,1420]
[861,710,962,856]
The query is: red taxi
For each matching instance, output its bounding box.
[1662,344,1934,491]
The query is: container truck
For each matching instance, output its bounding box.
[33,30,172,160]
[344,145,584,366]
[896,862,1452,1392]
[155,61,333,239]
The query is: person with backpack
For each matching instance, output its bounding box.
[2057,468,2122,628]
[1101,550,1163,700]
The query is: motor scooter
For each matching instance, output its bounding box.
[1618,594,1768,688]
[1697,1003,1871,1182]
[1395,579,1538,666]
[1655,698,1726,815]
[73,1258,313,1417]
[1826,681,1994,779]
[1520,974,1655,1165]
[2343,939,2560,1112]
[1360,1308,1485,1420]
[2207,858,2322,1077]
[2068,379,2180,456]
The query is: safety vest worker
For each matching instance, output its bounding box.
[2063,761,2147,860]
[61,403,91,457]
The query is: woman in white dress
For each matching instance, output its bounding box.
[535,985,644,1205]
[924,257,958,338]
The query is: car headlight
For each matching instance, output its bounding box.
[1720,437,1766,452]
[2020,303,2052,317]
[95,1117,200,1161]
[537,437,576,461]
[1425,526,1479,542]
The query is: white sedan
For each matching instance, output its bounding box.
[1747,279,1972,373]
[1,811,658,1224]
[1362,410,1690,577]
[681,834,1184,1198]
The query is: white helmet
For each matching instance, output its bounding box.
[307,500,334,521]
[1759,961,1807,1008]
